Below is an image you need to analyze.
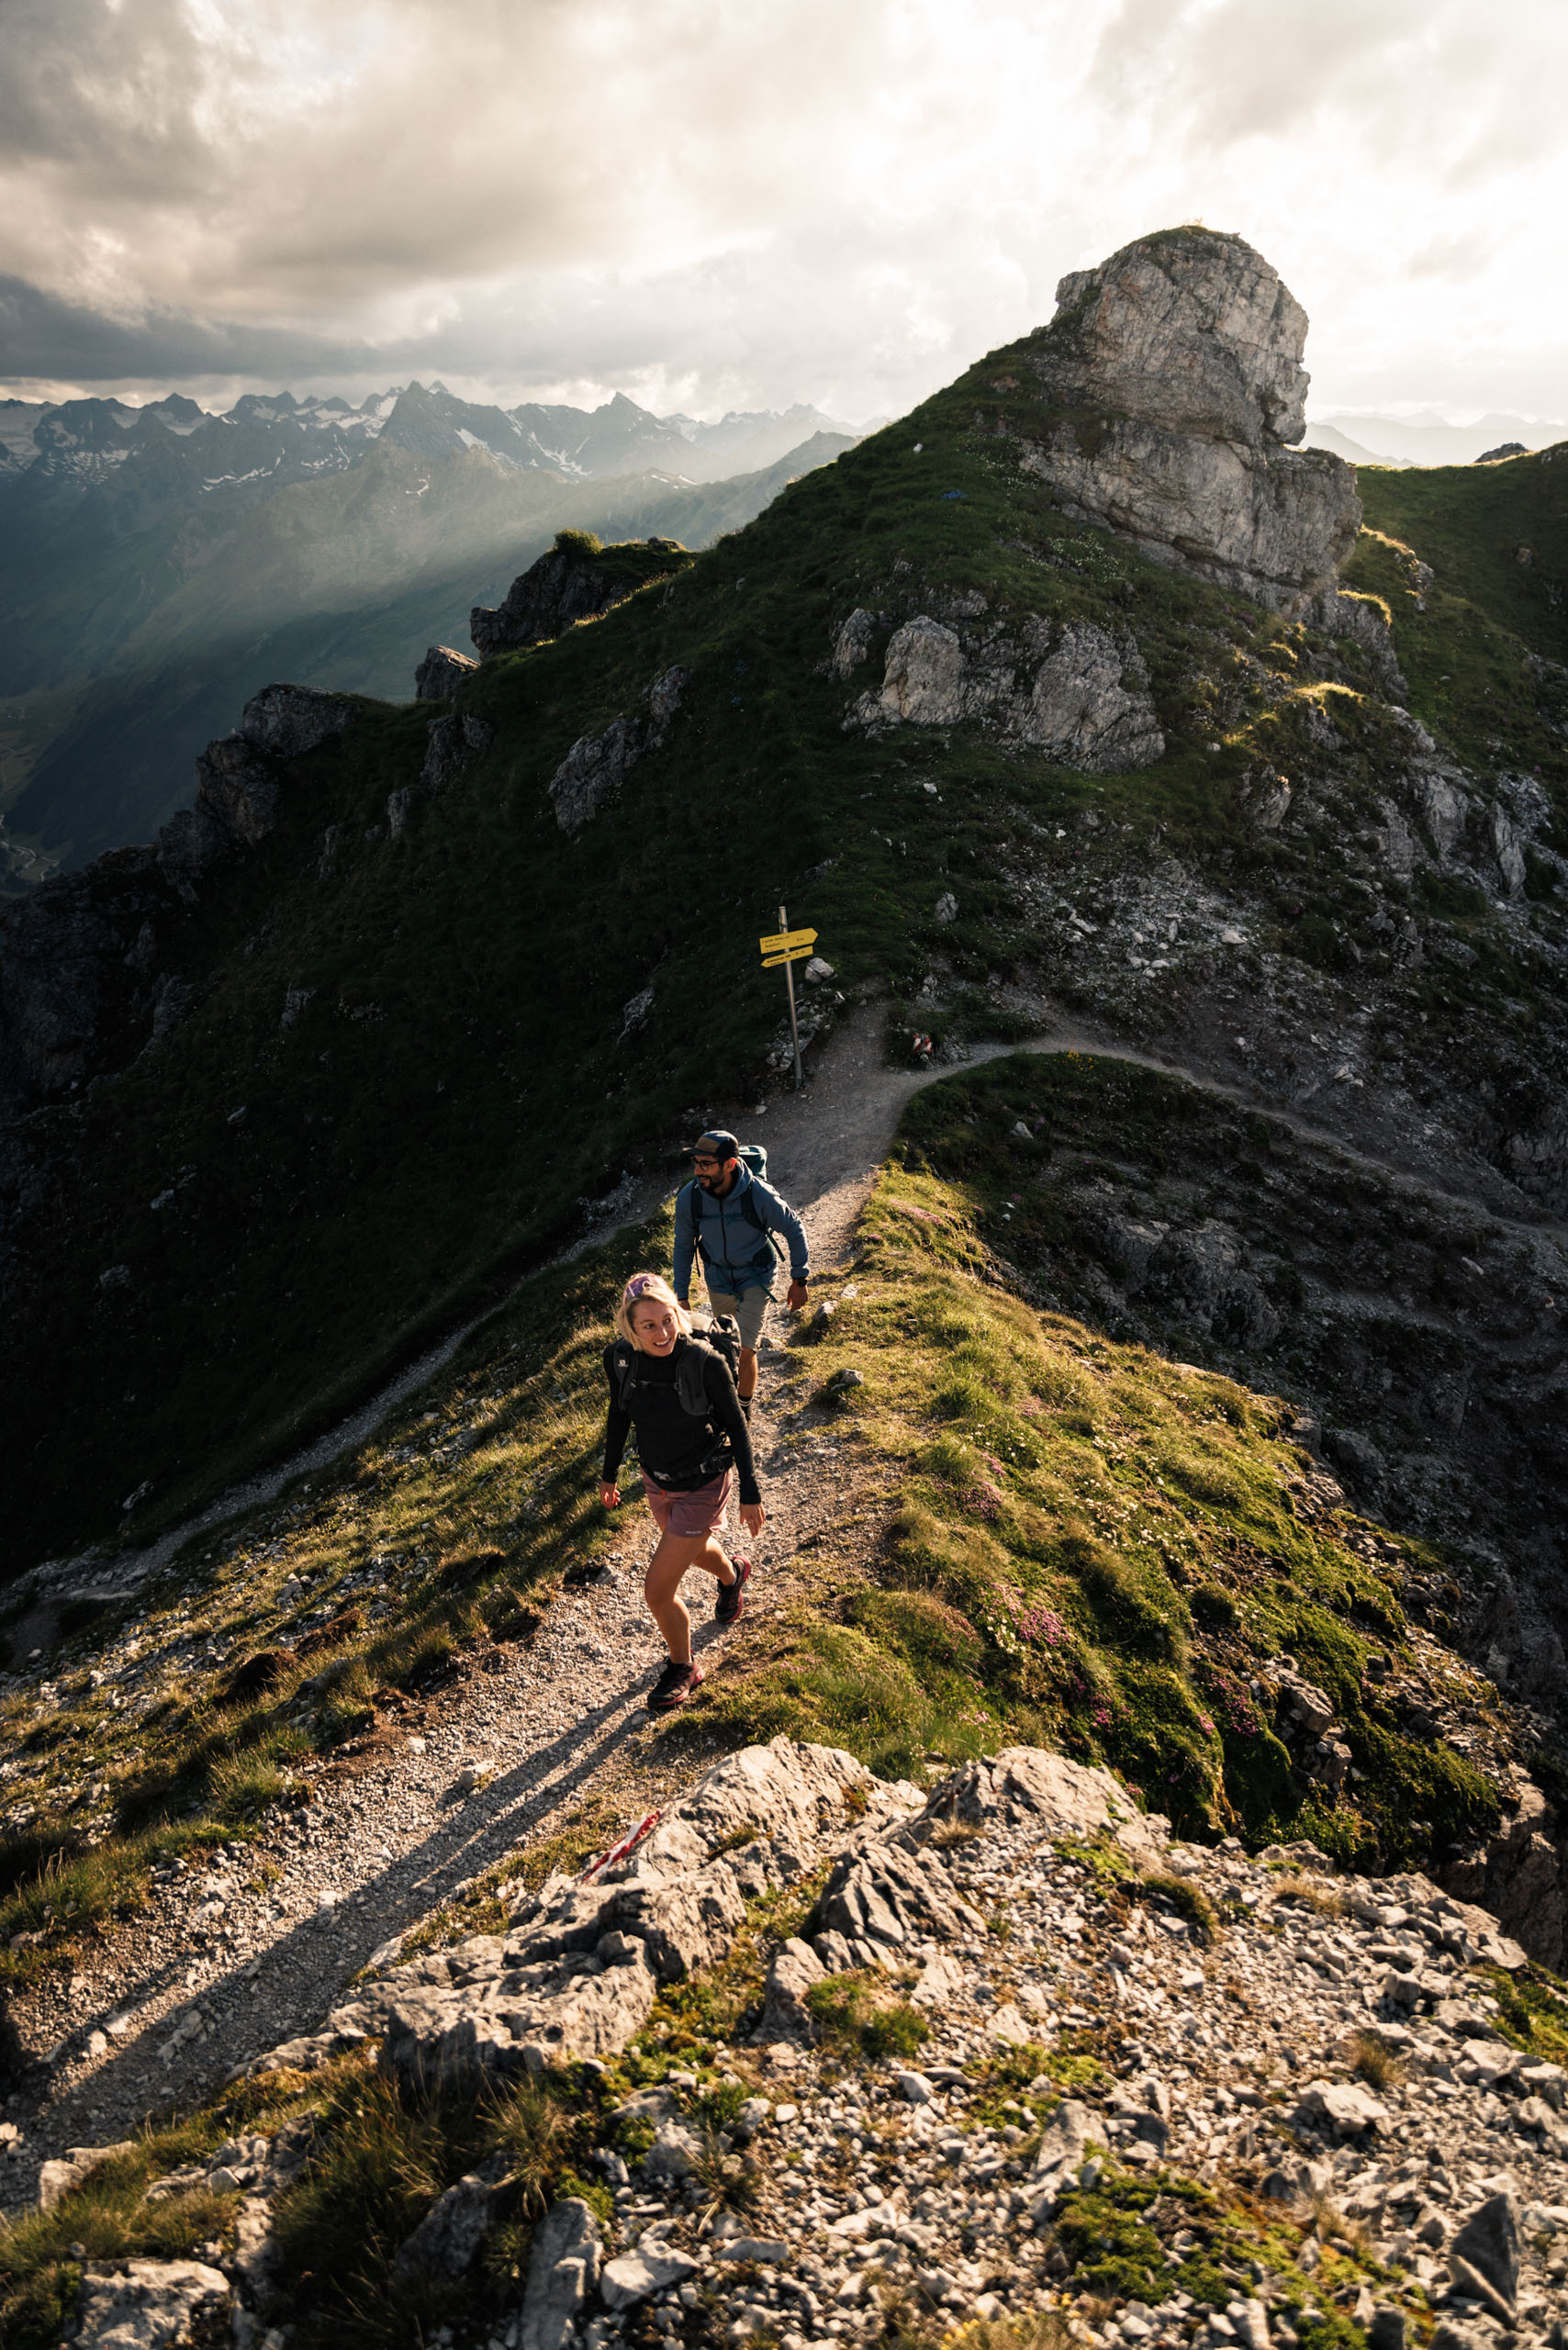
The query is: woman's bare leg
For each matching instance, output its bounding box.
[644,1529,737,1662]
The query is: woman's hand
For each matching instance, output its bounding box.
[740,1502,766,1537]
[600,1483,621,1509]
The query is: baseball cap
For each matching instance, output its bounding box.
[692,1129,739,1159]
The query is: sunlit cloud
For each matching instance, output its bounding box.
[0,0,1562,425]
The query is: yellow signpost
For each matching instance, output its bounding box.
[758,926,817,956]
[759,906,818,1090]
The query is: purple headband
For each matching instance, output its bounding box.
[623,1275,660,1302]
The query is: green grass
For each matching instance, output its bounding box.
[1354,449,1568,670]
[804,1972,932,2063]
[1047,2159,1385,2344]
[676,1095,1503,1867]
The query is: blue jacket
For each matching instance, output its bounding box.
[673,1165,809,1298]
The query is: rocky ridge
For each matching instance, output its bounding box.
[24,1736,1568,2350]
[0,530,696,1125]
[471,538,692,661]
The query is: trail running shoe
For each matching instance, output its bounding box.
[715,1556,753,1627]
[647,1660,703,1714]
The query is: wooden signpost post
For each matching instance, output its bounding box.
[758,903,817,1091]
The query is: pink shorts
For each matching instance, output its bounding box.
[641,1468,733,1539]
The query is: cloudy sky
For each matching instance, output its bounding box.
[1,0,1564,426]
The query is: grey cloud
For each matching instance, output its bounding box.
[0,273,403,381]
[0,0,216,195]
[0,0,896,308]
[0,198,1054,424]
[0,0,1563,429]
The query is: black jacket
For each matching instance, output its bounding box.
[601,1337,761,1505]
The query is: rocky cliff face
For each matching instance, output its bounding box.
[0,685,355,1116]
[1015,229,1361,610]
[471,533,691,659]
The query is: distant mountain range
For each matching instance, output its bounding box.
[1305,409,1566,467]
[0,384,860,878]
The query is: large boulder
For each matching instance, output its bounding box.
[1018,229,1361,610]
[160,686,355,870]
[1444,1778,1567,1971]
[72,2258,230,2348]
[1448,2190,1519,2319]
[917,1746,1169,1859]
[392,2158,510,2278]
[520,2198,603,2350]
[373,1739,913,2093]
[238,683,353,758]
[847,614,1163,771]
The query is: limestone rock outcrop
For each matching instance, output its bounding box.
[846,612,1162,771]
[1445,1779,1567,1972]
[71,2257,230,2348]
[420,711,495,789]
[237,684,354,760]
[1018,229,1361,610]
[241,1740,908,2095]
[551,666,689,834]
[472,536,686,659]
[415,643,479,700]
[521,2199,604,2350]
[159,686,353,871]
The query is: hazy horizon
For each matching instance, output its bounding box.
[1,378,1564,450]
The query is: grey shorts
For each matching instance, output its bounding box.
[706,1283,770,1348]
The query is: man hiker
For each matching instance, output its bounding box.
[673,1129,809,1407]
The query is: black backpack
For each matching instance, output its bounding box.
[610,1315,745,1461]
[681,1147,787,1268]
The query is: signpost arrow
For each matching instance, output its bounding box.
[758,926,817,956]
[761,946,815,968]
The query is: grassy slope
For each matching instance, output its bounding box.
[7,1058,1560,2348]
[1352,444,1568,671]
[6,344,1567,1570]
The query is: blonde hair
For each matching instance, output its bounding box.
[614,1272,691,1349]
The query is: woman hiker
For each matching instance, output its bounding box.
[599,1271,765,1714]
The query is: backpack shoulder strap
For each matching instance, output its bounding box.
[610,1341,637,1412]
[734,1169,788,1259]
[680,1176,712,1263]
[675,1334,715,1419]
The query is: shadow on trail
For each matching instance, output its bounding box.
[22,1649,685,2177]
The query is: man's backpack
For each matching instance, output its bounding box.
[682,1143,786,1266]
